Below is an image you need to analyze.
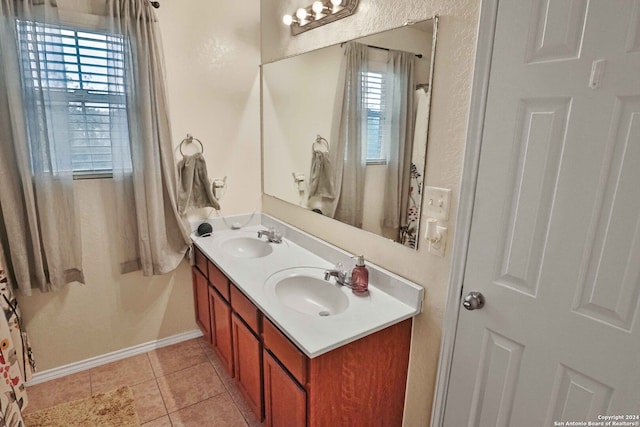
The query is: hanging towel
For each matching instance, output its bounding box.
[412,87,430,167]
[177,153,220,214]
[308,151,335,199]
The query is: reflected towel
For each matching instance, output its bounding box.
[308,151,335,199]
[177,153,220,214]
[412,88,430,165]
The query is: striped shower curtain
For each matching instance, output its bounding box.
[0,249,35,426]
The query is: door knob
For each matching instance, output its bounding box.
[463,291,485,311]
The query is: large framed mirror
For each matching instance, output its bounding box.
[262,17,438,249]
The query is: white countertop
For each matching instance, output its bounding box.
[193,222,422,358]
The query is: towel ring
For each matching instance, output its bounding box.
[179,133,204,156]
[313,135,330,153]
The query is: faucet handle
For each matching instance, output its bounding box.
[271,227,282,240]
[335,262,351,284]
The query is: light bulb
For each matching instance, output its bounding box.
[282,14,294,25]
[312,1,325,14]
[296,7,308,20]
[330,0,343,13]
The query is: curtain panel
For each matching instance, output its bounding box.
[108,0,190,275]
[382,50,415,235]
[331,42,368,228]
[0,0,84,294]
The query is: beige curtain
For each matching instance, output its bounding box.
[0,0,84,294]
[331,42,368,228]
[382,50,415,234]
[107,0,190,275]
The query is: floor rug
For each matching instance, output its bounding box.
[23,386,140,427]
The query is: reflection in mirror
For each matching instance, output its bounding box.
[263,18,438,249]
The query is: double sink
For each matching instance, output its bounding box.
[219,235,349,317]
[193,222,420,358]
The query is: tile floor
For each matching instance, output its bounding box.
[24,337,263,427]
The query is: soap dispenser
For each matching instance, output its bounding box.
[350,255,369,296]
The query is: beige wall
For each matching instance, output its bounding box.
[16,0,262,372]
[261,0,480,425]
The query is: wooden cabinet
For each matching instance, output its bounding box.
[306,319,412,426]
[209,286,233,375]
[232,313,263,420]
[192,245,412,426]
[262,316,412,427]
[263,351,306,427]
[192,266,210,343]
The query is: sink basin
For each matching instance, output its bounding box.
[220,237,273,259]
[265,268,349,316]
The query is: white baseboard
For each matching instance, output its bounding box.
[27,329,203,386]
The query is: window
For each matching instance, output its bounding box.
[362,70,386,164]
[16,20,130,177]
[362,49,389,165]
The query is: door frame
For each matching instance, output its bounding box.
[429,0,501,425]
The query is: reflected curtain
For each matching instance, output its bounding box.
[0,0,84,294]
[382,50,415,236]
[330,42,368,228]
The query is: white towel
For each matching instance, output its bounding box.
[412,88,430,166]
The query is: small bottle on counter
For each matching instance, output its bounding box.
[350,255,369,296]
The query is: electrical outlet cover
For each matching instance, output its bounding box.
[424,186,451,221]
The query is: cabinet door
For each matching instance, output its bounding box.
[209,286,233,376]
[264,351,306,427]
[232,314,263,421]
[192,267,211,343]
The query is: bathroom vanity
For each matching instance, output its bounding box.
[191,216,423,426]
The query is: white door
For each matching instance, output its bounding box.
[444,1,640,425]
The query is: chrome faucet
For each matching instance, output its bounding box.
[257,227,282,244]
[324,263,352,287]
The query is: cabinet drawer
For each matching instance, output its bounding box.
[263,318,307,385]
[193,246,208,277]
[208,262,230,301]
[231,285,260,334]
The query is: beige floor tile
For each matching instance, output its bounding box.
[208,352,262,427]
[169,394,247,427]
[90,353,155,395]
[131,379,167,423]
[149,338,208,377]
[157,362,225,413]
[24,371,91,414]
[141,415,172,427]
[195,335,210,350]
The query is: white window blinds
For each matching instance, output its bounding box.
[362,69,386,163]
[16,20,130,176]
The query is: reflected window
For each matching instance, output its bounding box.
[362,70,386,164]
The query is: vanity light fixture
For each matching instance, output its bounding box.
[283,0,359,36]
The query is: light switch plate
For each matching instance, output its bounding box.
[424,186,451,221]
